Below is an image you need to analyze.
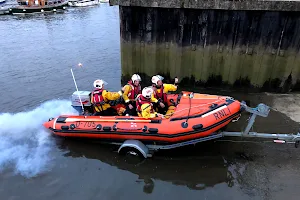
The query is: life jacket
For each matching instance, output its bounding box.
[136,95,153,113]
[127,80,141,100]
[154,84,167,103]
[91,89,106,111]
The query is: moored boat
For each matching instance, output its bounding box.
[68,0,100,7]
[0,1,10,16]
[10,0,68,14]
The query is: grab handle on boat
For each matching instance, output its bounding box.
[117,128,143,131]
[169,99,177,106]
[150,119,161,123]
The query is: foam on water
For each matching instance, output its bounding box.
[0,99,78,178]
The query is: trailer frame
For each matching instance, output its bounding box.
[117,102,300,158]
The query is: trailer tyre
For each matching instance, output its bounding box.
[118,140,149,159]
[119,147,144,158]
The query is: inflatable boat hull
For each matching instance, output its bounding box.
[43,92,242,144]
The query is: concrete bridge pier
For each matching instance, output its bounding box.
[110,0,300,92]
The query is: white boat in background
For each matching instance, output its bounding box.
[68,0,100,7]
[99,0,108,3]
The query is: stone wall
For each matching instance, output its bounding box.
[110,0,300,11]
[112,1,300,91]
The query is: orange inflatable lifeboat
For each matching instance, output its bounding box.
[43,91,242,145]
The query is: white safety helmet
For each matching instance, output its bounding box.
[93,79,108,89]
[142,86,153,99]
[131,74,141,83]
[151,75,164,85]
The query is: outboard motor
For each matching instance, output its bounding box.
[71,91,93,114]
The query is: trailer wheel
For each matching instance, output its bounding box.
[118,140,149,159]
[119,147,144,158]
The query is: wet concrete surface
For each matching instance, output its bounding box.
[1,3,300,200]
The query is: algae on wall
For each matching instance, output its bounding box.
[119,6,300,92]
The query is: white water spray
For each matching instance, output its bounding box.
[0,99,78,178]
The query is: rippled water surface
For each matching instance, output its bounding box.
[1,3,300,200]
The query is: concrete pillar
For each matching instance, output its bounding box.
[111,0,300,92]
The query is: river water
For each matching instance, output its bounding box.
[1,3,300,200]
